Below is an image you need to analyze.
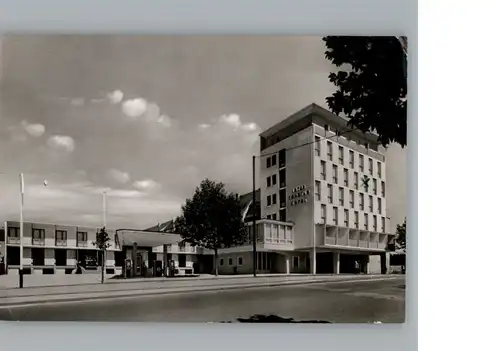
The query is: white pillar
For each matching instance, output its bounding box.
[333,252,340,274]
[285,255,290,275]
[310,250,316,274]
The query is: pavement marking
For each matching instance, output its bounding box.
[0,277,402,310]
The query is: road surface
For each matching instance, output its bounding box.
[0,277,405,323]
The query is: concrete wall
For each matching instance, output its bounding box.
[217,251,254,275]
[260,126,314,249]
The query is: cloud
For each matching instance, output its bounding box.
[198,123,211,129]
[219,113,241,129]
[156,114,172,128]
[70,97,85,106]
[107,90,124,104]
[241,122,259,132]
[122,98,148,118]
[21,120,46,137]
[107,169,131,184]
[133,179,160,191]
[47,135,75,152]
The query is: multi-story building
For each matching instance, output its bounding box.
[218,103,394,274]
[0,221,213,277]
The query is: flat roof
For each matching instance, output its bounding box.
[115,230,181,248]
[259,103,379,143]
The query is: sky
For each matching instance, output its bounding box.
[0,35,406,231]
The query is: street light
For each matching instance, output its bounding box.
[19,173,24,288]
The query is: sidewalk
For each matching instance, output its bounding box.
[0,274,400,307]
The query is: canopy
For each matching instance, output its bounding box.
[114,230,181,249]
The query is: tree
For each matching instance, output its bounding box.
[92,227,112,284]
[396,218,406,251]
[322,36,407,147]
[174,179,247,276]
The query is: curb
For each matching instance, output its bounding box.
[0,277,400,308]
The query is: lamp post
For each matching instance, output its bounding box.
[252,155,257,277]
[19,173,24,288]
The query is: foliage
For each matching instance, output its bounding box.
[174,179,247,275]
[92,227,112,251]
[323,36,407,147]
[396,218,406,250]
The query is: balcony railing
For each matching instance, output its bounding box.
[264,236,293,245]
[77,241,88,247]
[55,239,67,247]
[7,237,20,244]
[32,238,45,246]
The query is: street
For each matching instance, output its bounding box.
[0,277,405,323]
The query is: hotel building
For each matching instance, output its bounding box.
[217,103,394,275]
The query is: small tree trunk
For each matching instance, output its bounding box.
[101,250,105,284]
[214,248,218,276]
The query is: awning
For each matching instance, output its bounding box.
[115,230,181,249]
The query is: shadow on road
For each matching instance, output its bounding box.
[222,314,331,323]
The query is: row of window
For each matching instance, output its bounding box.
[315,181,384,214]
[315,136,383,177]
[265,208,286,222]
[266,169,286,188]
[320,205,387,232]
[219,256,244,267]
[265,149,286,169]
[8,228,92,245]
[319,161,385,196]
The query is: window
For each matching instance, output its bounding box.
[7,227,20,244]
[344,209,349,226]
[359,154,364,172]
[219,258,224,266]
[279,149,286,168]
[272,174,277,186]
[271,155,277,166]
[343,169,349,186]
[333,207,338,225]
[373,215,377,231]
[267,195,271,206]
[279,209,286,222]
[266,157,271,168]
[339,187,344,206]
[382,217,386,232]
[338,146,344,165]
[321,161,326,180]
[354,172,359,189]
[382,181,386,197]
[279,189,286,208]
[327,184,333,203]
[272,194,277,205]
[377,162,382,178]
[266,176,271,187]
[369,196,373,212]
[373,178,377,195]
[55,230,67,246]
[279,169,286,187]
[349,190,354,208]
[272,213,277,220]
[266,214,272,219]
[349,150,354,168]
[238,257,243,266]
[327,141,333,160]
[359,193,365,210]
[354,211,359,228]
[332,165,338,184]
[292,256,299,269]
[315,136,321,156]
[315,181,321,201]
[364,213,369,229]
[32,228,45,246]
[378,198,382,214]
[321,204,326,221]
[77,232,87,247]
[228,258,233,266]
[369,158,373,175]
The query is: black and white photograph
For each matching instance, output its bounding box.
[0,35,407,323]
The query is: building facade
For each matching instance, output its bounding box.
[218,103,395,275]
[0,221,212,277]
